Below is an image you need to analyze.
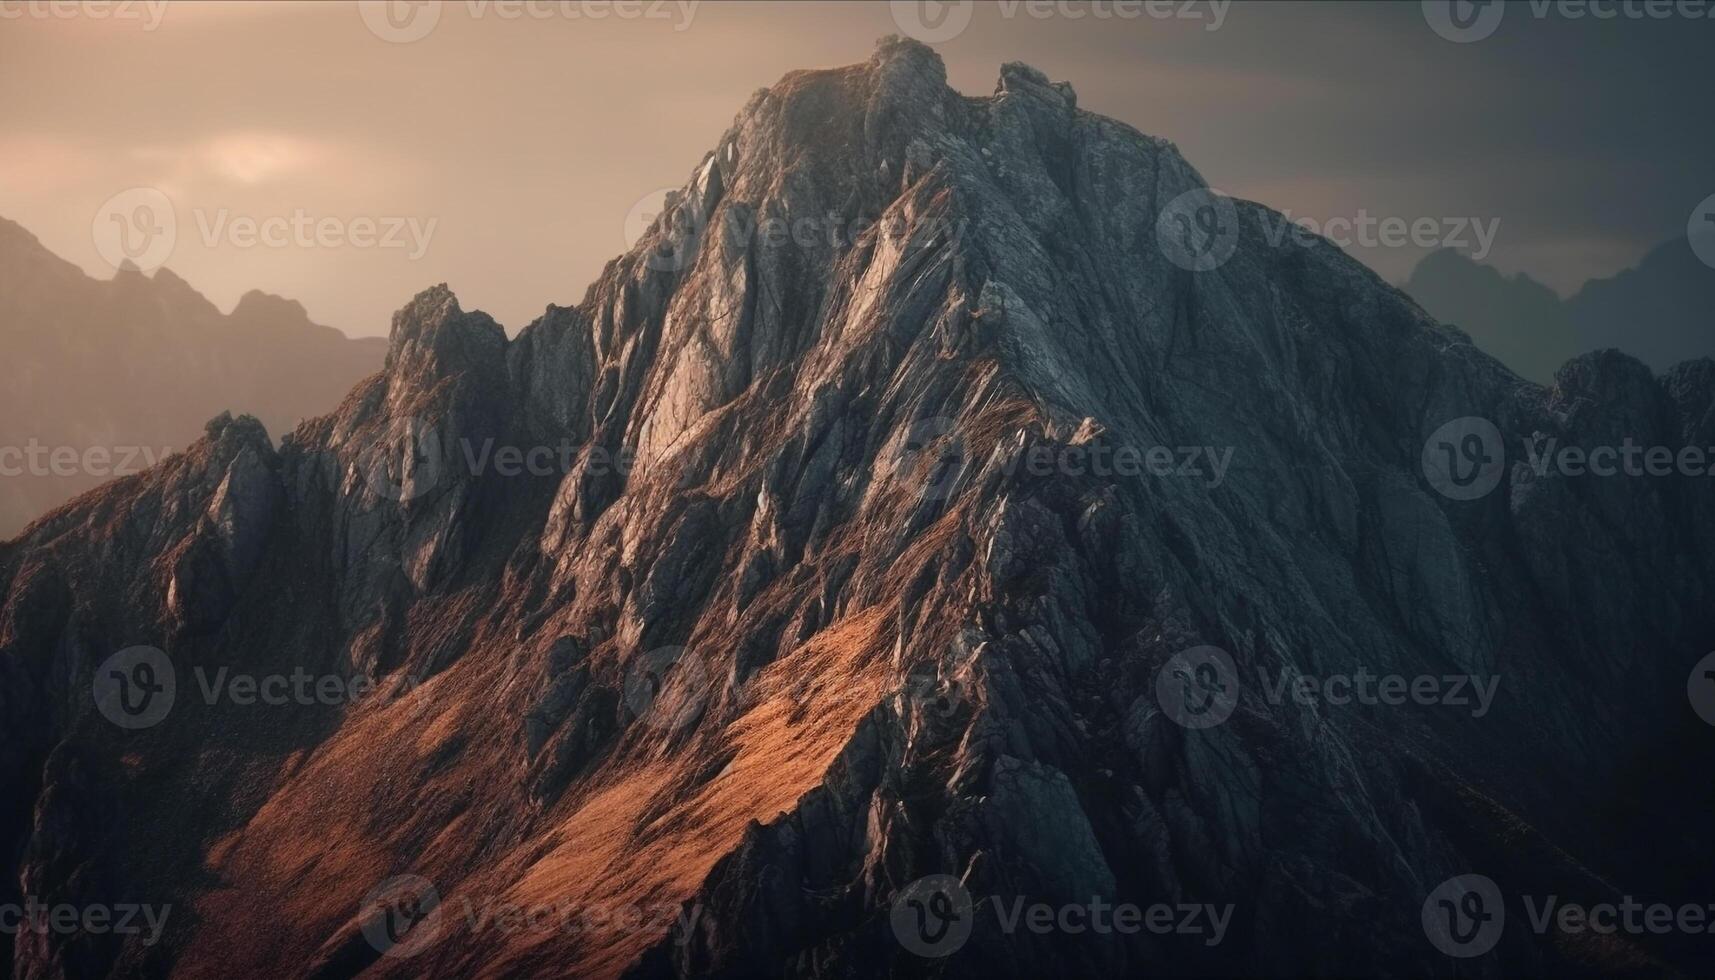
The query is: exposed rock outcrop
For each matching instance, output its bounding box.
[2,38,1712,980]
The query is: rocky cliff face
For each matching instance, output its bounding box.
[3,38,1712,979]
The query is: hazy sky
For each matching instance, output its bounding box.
[2,0,1709,337]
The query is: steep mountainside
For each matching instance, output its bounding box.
[0,219,386,538]
[3,39,1713,979]
[1406,241,1715,384]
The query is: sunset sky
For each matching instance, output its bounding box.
[2,0,1708,337]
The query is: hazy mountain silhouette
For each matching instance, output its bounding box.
[1405,237,1715,383]
[2,40,1712,979]
[0,217,386,537]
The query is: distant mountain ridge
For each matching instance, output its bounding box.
[0,217,386,537]
[1404,236,1715,383]
[2,39,1711,979]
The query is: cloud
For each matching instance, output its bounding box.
[0,134,104,194]
[201,131,328,185]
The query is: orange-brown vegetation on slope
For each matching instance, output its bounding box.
[176,592,897,979]
[466,603,895,978]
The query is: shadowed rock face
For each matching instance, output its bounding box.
[0,222,387,539]
[2,37,1713,980]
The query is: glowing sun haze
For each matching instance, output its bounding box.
[1,0,1706,336]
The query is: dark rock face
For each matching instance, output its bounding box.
[3,38,1713,980]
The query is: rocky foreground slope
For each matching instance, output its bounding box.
[3,38,1713,979]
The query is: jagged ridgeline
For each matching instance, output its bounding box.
[0,217,386,538]
[2,37,1712,979]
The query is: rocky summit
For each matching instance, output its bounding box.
[3,37,1713,979]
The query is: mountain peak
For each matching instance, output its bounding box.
[384,283,505,379]
[871,33,946,79]
[231,288,311,326]
[0,215,88,288]
[997,59,1077,106]
[10,45,1715,980]
[0,214,43,251]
